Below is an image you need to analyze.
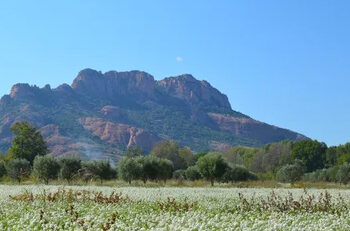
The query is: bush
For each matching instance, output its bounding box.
[276,163,304,183]
[185,166,201,181]
[222,165,253,182]
[0,160,6,178]
[58,156,81,183]
[337,162,350,185]
[33,155,60,184]
[6,158,31,183]
[118,157,142,184]
[173,169,186,180]
[197,152,228,186]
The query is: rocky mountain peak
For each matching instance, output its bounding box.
[71,69,155,99]
[157,74,231,110]
[10,83,37,99]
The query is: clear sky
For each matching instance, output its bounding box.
[0,1,349,146]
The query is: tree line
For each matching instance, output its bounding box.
[1,121,350,185]
[0,122,256,185]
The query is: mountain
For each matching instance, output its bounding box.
[0,69,307,161]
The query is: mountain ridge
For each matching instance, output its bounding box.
[0,68,307,161]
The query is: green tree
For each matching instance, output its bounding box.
[173,169,186,180]
[6,158,31,183]
[33,155,60,184]
[158,158,173,183]
[291,140,327,172]
[222,165,252,183]
[125,147,144,158]
[118,157,142,184]
[197,152,228,186]
[185,166,201,181]
[81,160,115,183]
[0,160,6,178]
[276,161,305,183]
[8,122,48,164]
[151,141,182,170]
[58,156,81,183]
[337,162,350,185]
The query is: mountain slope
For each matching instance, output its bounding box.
[0,69,307,161]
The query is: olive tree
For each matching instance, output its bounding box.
[118,157,142,184]
[185,166,201,181]
[58,155,81,183]
[197,152,228,186]
[33,155,60,184]
[6,158,31,183]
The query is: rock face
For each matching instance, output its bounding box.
[157,74,231,109]
[0,68,307,161]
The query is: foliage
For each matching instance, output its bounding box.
[222,165,254,182]
[8,122,48,164]
[125,147,144,158]
[337,162,350,185]
[0,160,6,178]
[222,146,259,169]
[173,169,186,180]
[151,141,191,170]
[185,166,202,181]
[58,155,81,183]
[197,152,228,186]
[276,160,305,183]
[81,159,116,183]
[250,141,292,173]
[291,140,327,172]
[6,158,31,183]
[118,157,142,184]
[33,155,60,184]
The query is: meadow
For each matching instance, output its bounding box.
[1,185,350,230]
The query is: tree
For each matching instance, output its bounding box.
[173,169,186,180]
[178,147,195,169]
[276,161,305,183]
[6,158,31,183]
[8,122,48,164]
[197,152,228,186]
[0,160,6,178]
[337,162,350,185]
[291,140,327,172]
[58,156,81,183]
[222,165,252,183]
[185,166,201,181]
[151,141,183,170]
[125,147,144,158]
[158,158,173,183]
[33,155,60,184]
[118,157,142,184]
[80,160,116,183]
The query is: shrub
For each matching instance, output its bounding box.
[185,166,201,181]
[0,160,6,178]
[33,155,60,184]
[197,152,228,186]
[173,169,186,180]
[58,155,81,183]
[6,158,31,183]
[276,163,304,183]
[118,157,142,184]
[337,162,350,185]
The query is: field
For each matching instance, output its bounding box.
[1,185,350,230]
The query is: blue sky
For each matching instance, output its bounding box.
[0,1,349,146]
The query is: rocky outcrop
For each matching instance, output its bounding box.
[78,117,160,152]
[208,113,306,144]
[71,69,155,100]
[157,74,231,110]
